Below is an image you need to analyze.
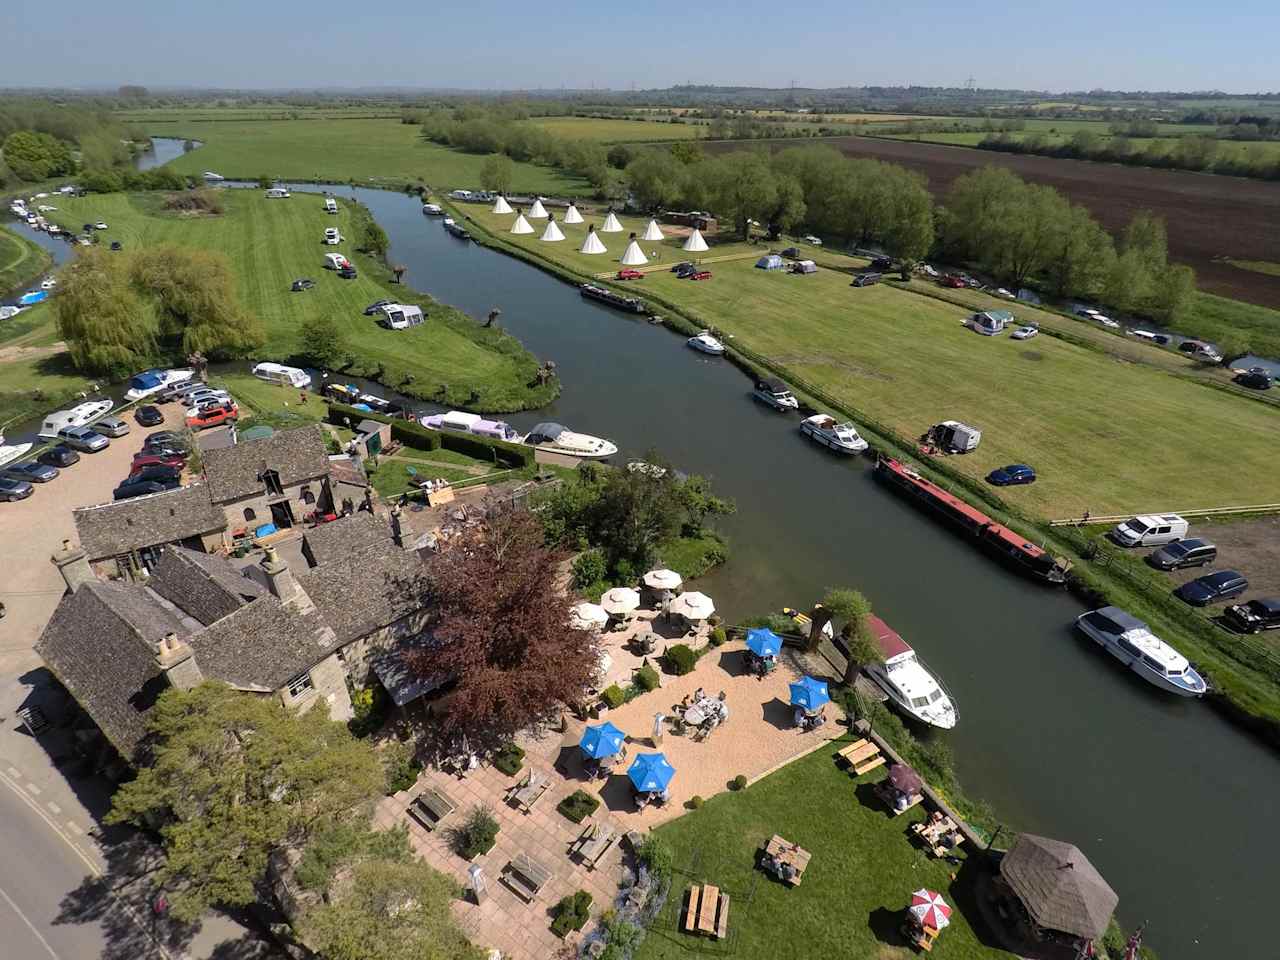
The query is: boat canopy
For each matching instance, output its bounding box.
[128,370,164,391]
[527,422,567,442]
[756,378,787,393]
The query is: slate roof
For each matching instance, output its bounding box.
[189,597,338,691]
[327,458,368,489]
[34,582,197,756]
[147,546,266,626]
[202,425,331,503]
[302,513,393,568]
[297,542,429,644]
[74,484,226,561]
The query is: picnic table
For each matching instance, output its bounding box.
[501,852,553,902]
[763,834,811,886]
[683,883,731,939]
[575,822,618,868]
[683,696,720,726]
[512,770,551,812]
[836,737,886,776]
[911,814,965,857]
[406,786,457,832]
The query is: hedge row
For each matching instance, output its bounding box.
[325,401,534,468]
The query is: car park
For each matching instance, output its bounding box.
[986,464,1037,486]
[92,415,131,438]
[1011,325,1040,340]
[135,405,164,426]
[291,278,316,292]
[57,426,109,452]
[0,477,34,502]
[1,461,58,483]
[1174,570,1248,606]
[1223,598,1280,633]
[1147,538,1217,570]
[1234,369,1273,390]
[38,445,79,468]
[363,299,395,315]
[113,478,173,501]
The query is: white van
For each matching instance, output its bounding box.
[252,362,312,389]
[1110,514,1189,548]
[324,197,338,214]
[265,187,291,199]
[323,253,350,271]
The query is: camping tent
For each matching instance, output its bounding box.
[510,213,534,235]
[580,226,607,255]
[527,198,548,219]
[970,309,1013,336]
[756,254,784,270]
[642,218,665,241]
[539,217,565,242]
[792,260,817,274]
[563,203,584,224]
[600,210,623,233]
[491,195,513,215]
[682,228,709,252]
[620,239,648,266]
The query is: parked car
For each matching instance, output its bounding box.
[1109,514,1188,547]
[110,241,122,251]
[986,464,1037,486]
[113,478,173,501]
[38,445,79,468]
[158,382,203,403]
[851,273,882,287]
[144,431,190,452]
[1174,570,1248,607]
[674,263,697,279]
[186,402,239,430]
[94,221,108,230]
[323,227,342,245]
[870,256,894,271]
[690,270,713,281]
[135,405,164,427]
[1234,369,1273,390]
[363,299,395,315]
[291,278,316,292]
[92,415,130,438]
[1,461,58,483]
[338,265,358,279]
[129,464,182,485]
[57,426,109,452]
[1223,598,1280,634]
[1011,325,1039,340]
[182,389,231,409]
[780,247,800,259]
[803,235,823,246]
[132,452,187,472]
[1147,538,1217,571]
[616,269,644,280]
[0,477,34,502]
[671,261,694,274]
[940,274,967,289]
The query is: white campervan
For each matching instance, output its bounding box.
[323,227,342,245]
[1110,514,1189,548]
[265,187,291,199]
[324,197,338,214]
[253,362,312,389]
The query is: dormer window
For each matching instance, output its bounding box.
[263,469,284,497]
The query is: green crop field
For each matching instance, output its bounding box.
[524,116,706,142]
[467,204,1280,519]
[147,118,588,194]
[114,106,405,123]
[19,190,553,412]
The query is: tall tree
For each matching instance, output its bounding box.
[2,130,75,180]
[697,151,780,239]
[106,683,385,921]
[298,314,348,370]
[625,149,687,212]
[55,247,159,376]
[820,588,884,686]
[881,167,935,260]
[478,153,514,195]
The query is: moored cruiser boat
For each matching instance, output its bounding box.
[523,422,618,460]
[38,399,114,440]
[421,410,522,442]
[203,171,225,181]
[863,615,958,729]
[442,218,471,240]
[687,331,725,355]
[422,203,443,215]
[800,414,867,454]
[124,368,194,401]
[753,378,799,411]
[0,441,33,467]
[1074,607,1208,697]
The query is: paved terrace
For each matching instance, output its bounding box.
[374,639,839,960]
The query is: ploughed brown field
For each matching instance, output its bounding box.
[704,136,1280,308]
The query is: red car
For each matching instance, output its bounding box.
[691,270,713,281]
[186,402,239,431]
[940,274,967,288]
[132,452,187,472]
[616,269,644,280]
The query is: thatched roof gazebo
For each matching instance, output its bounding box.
[998,834,1118,941]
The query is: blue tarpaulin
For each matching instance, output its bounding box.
[254,523,278,538]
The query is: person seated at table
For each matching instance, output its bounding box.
[694,687,705,701]
[793,705,807,728]
[779,861,798,882]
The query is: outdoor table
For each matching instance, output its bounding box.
[683,696,720,727]
[577,823,617,867]
[407,786,457,831]
[697,883,720,934]
[764,834,811,885]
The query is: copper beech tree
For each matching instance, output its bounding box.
[412,508,599,739]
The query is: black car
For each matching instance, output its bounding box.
[1234,370,1273,390]
[1,462,58,483]
[1224,598,1280,633]
[870,256,894,271]
[1174,570,1248,607]
[851,272,883,287]
[145,430,187,449]
[38,445,80,468]
[671,261,694,274]
[129,464,182,485]
[1147,538,1217,571]
[0,477,34,502]
[338,265,358,279]
[110,240,122,251]
[291,278,316,292]
[113,478,174,501]
[364,299,394,316]
[135,405,164,427]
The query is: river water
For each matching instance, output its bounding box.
[10,145,1277,957]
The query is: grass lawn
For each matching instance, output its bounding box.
[524,117,705,142]
[38,190,553,412]
[146,118,588,195]
[635,739,1004,960]
[467,205,1280,518]
[0,225,52,297]
[1190,291,1280,358]
[366,458,484,499]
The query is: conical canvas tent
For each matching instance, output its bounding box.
[510,212,534,235]
[491,194,513,215]
[563,203,584,224]
[600,210,624,232]
[539,216,565,242]
[527,198,548,218]
[620,236,648,266]
[642,218,665,241]
[580,225,607,254]
[682,228,709,252]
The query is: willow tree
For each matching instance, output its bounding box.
[55,247,158,376]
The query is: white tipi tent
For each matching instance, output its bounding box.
[600,210,623,233]
[641,218,665,241]
[620,233,648,266]
[540,215,565,242]
[563,203,584,224]
[492,194,513,214]
[510,211,534,235]
[527,198,548,219]
[580,225,607,255]
[682,228,709,252]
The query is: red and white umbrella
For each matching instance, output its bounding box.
[909,889,952,931]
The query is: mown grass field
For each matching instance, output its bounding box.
[635,739,1000,960]
[27,190,552,411]
[0,225,52,297]
[149,118,588,194]
[525,116,705,141]
[467,204,1280,518]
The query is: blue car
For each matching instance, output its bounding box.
[987,464,1036,486]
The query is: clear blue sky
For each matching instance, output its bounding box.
[1,0,1276,94]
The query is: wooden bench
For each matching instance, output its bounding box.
[576,823,617,869]
[511,771,551,813]
[852,747,887,776]
[714,893,730,939]
[406,786,457,832]
[501,852,553,902]
[683,886,701,933]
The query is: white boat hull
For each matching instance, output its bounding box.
[532,440,619,461]
[1077,622,1206,697]
[38,400,114,439]
[865,666,958,729]
[125,369,194,402]
[687,336,725,355]
[800,421,866,454]
[0,443,33,467]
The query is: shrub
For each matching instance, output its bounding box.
[731,774,748,791]
[454,806,499,859]
[556,789,601,824]
[687,795,704,810]
[348,682,389,738]
[634,663,660,692]
[572,549,607,590]
[636,836,673,879]
[382,740,422,795]
[162,188,223,214]
[665,643,698,676]
[601,684,626,709]
[709,626,727,647]
[550,890,593,937]
[493,743,525,777]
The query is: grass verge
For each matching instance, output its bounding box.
[0,225,53,299]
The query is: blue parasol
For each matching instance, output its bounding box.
[579,721,626,760]
[746,627,782,658]
[789,675,830,712]
[627,752,676,793]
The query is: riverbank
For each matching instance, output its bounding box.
[0,225,53,300]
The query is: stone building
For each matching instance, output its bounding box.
[202,425,336,536]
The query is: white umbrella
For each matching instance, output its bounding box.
[643,569,683,591]
[600,587,641,616]
[669,591,715,621]
[571,602,608,628]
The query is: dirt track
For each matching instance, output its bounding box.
[705,136,1280,308]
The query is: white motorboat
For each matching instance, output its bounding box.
[800,414,867,454]
[124,368,194,401]
[1074,607,1208,697]
[753,378,799,411]
[863,615,958,729]
[202,171,225,181]
[38,399,114,440]
[420,410,522,443]
[422,203,443,215]
[687,331,725,355]
[0,442,34,467]
[523,421,618,460]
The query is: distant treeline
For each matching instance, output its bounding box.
[0,99,144,185]
[976,131,1280,179]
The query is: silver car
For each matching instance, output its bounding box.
[93,415,131,438]
[57,426,110,452]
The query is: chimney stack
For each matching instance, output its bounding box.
[51,539,94,594]
[155,631,203,691]
[260,545,299,601]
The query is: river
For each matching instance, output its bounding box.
[12,144,1280,957]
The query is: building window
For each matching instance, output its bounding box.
[243,507,256,522]
[286,671,314,699]
[263,469,284,497]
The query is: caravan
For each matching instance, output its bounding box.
[324,197,338,214]
[265,187,291,199]
[252,362,312,389]
[378,303,425,330]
